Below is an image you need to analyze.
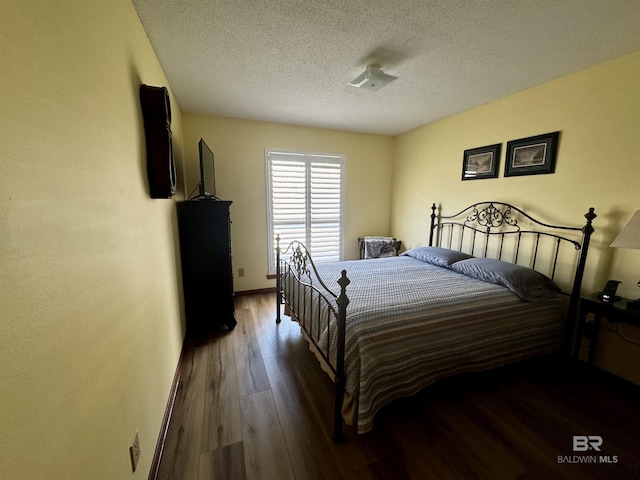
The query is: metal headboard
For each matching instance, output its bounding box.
[430,202,585,281]
[428,201,596,353]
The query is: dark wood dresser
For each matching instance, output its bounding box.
[179,199,236,332]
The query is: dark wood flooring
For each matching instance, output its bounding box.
[156,293,640,479]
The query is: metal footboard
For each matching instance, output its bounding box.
[275,236,350,442]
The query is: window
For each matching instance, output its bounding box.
[266,150,345,274]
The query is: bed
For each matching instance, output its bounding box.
[275,201,596,442]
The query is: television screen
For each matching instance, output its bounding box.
[198,138,216,198]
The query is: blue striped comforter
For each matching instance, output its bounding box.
[284,255,563,434]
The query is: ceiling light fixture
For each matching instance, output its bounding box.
[348,64,398,91]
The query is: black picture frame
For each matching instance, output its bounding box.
[461,143,501,180]
[504,131,560,177]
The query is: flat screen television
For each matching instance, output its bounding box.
[198,138,216,198]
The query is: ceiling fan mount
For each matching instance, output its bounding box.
[348,64,398,91]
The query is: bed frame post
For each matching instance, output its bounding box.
[428,203,437,246]
[275,234,282,324]
[332,270,350,443]
[565,207,597,355]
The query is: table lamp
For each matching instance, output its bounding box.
[610,210,640,311]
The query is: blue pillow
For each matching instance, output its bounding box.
[402,247,473,268]
[451,257,560,301]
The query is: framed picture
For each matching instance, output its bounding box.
[461,143,501,180]
[504,131,560,177]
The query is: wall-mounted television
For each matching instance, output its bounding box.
[198,138,217,199]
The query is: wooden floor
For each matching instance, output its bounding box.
[156,293,640,480]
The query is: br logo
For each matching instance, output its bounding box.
[573,436,603,452]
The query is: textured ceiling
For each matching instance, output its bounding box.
[132,0,640,136]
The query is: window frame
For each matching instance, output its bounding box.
[265,149,346,275]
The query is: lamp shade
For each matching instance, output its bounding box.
[610,210,640,249]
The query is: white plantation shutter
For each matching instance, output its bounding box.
[270,156,307,248]
[267,150,345,274]
[310,160,342,263]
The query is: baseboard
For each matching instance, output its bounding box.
[147,337,186,480]
[235,287,276,296]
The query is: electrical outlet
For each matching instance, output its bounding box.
[238,267,245,277]
[129,431,140,473]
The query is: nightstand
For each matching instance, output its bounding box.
[573,292,640,364]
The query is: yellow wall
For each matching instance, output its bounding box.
[182,114,394,292]
[1,1,185,479]
[392,50,640,383]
